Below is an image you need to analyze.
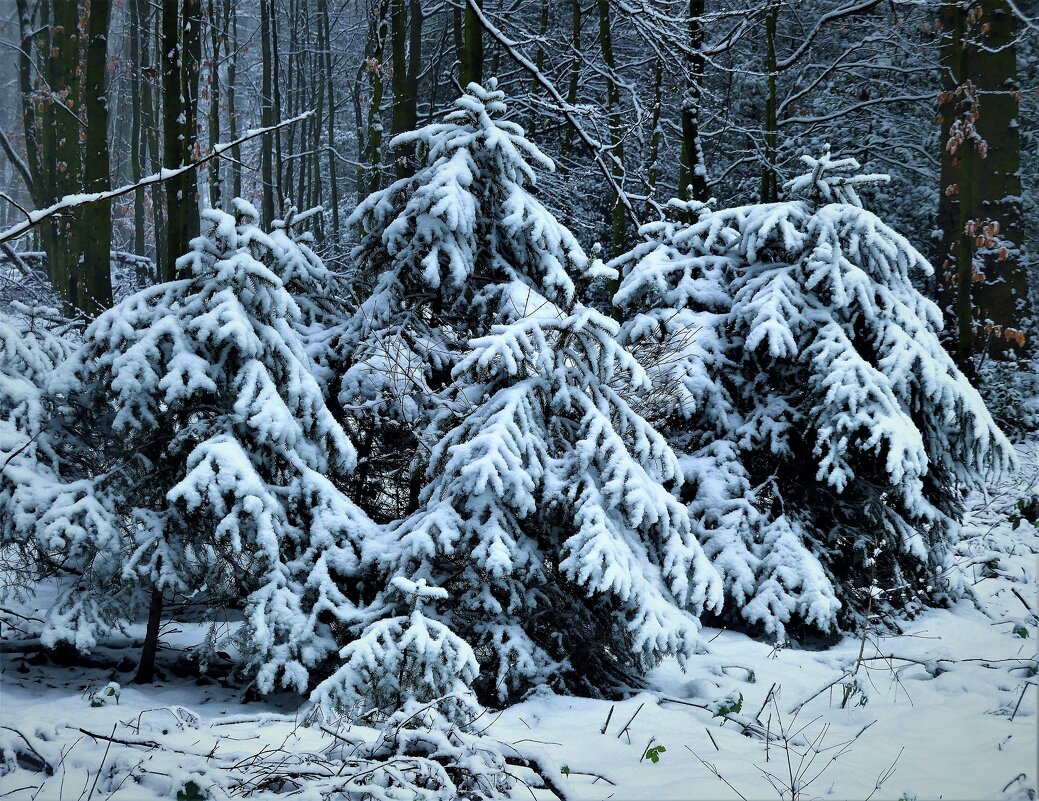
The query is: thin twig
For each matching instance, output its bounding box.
[615,702,645,741]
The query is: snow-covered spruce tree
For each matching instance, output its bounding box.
[338,80,591,521]
[342,80,720,701]
[614,150,1013,637]
[49,201,374,688]
[0,304,129,650]
[611,199,814,636]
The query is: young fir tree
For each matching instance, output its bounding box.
[39,202,375,689]
[614,149,1013,638]
[338,80,590,520]
[342,81,722,703]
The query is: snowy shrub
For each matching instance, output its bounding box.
[311,577,481,725]
[614,149,1014,635]
[18,202,375,690]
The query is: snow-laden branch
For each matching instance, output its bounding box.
[462,0,643,229]
[0,111,314,246]
[1006,0,1038,36]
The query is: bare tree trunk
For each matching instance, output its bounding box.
[390,0,412,176]
[365,0,390,193]
[224,0,242,199]
[184,0,202,242]
[48,0,84,310]
[759,1,779,204]
[207,0,222,208]
[145,4,166,274]
[318,0,340,238]
[971,0,1026,359]
[938,0,1026,368]
[82,0,114,314]
[461,0,483,87]
[135,585,164,684]
[271,2,285,215]
[163,0,197,280]
[260,0,276,224]
[407,0,422,130]
[678,0,709,203]
[130,0,147,256]
[596,0,625,254]
[284,0,300,203]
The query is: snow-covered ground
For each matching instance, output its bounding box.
[2,440,1037,801]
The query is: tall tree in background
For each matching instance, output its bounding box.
[938,0,1027,367]
[597,0,625,253]
[259,0,277,224]
[12,0,113,314]
[82,0,115,313]
[317,0,341,237]
[46,0,83,308]
[678,0,710,203]
[0,0,1033,350]
[162,0,202,280]
[461,0,483,87]
[758,1,779,203]
[129,0,147,256]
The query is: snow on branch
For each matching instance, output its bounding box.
[0,111,315,247]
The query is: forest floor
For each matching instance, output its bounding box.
[1,439,1036,801]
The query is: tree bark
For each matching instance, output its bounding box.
[759,1,779,204]
[970,0,1026,359]
[260,0,276,224]
[134,585,164,684]
[207,0,222,208]
[596,0,625,254]
[390,0,421,178]
[365,0,390,193]
[461,0,483,87]
[48,0,84,311]
[318,0,340,237]
[82,0,114,314]
[145,5,166,275]
[129,0,147,255]
[162,0,197,280]
[938,0,1026,366]
[679,0,710,203]
[271,3,285,215]
[406,0,422,132]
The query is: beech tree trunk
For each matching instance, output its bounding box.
[47,0,84,311]
[82,0,114,314]
[937,0,1026,367]
[260,0,276,224]
[759,1,779,204]
[163,0,201,280]
[461,0,483,87]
